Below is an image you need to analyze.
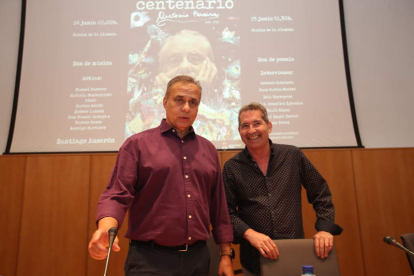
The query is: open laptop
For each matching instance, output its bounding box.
[260,239,341,276]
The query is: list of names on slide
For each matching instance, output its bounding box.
[248,12,300,142]
[60,14,121,146]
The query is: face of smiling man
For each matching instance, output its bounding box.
[238,109,272,152]
[163,81,201,138]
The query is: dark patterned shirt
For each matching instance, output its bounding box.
[223,141,342,275]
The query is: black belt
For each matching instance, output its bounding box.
[130,240,206,252]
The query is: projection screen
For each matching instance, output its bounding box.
[7,0,361,153]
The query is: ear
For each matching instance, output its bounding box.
[163,96,167,108]
[267,121,272,133]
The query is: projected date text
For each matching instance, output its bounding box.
[250,16,292,22]
[73,20,118,26]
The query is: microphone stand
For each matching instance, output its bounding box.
[384,236,414,255]
[103,227,118,276]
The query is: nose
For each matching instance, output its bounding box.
[177,57,193,74]
[247,125,256,134]
[181,101,190,113]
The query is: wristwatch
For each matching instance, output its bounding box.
[220,248,235,259]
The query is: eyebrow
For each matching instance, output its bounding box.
[174,95,199,102]
[241,120,262,125]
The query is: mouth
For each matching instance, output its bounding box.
[247,135,260,140]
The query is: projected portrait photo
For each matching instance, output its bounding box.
[154,30,218,97]
[125,24,241,147]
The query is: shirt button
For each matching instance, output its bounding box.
[183,156,187,160]
[185,175,189,178]
[188,237,192,240]
[181,140,184,143]
[189,215,192,219]
[172,129,175,132]
[187,194,191,198]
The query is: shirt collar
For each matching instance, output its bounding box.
[243,139,275,160]
[160,119,196,138]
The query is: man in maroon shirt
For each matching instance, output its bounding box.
[88,75,234,276]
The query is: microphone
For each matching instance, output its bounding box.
[103,227,118,276]
[383,236,414,255]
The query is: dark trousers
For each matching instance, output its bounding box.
[124,241,210,276]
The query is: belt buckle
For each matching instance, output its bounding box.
[178,244,188,252]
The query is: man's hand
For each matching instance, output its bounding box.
[313,231,333,259]
[88,217,120,260]
[154,57,217,90]
[218,256,234,276]
[243,229,279,260]
[218,243,235,276]
[196,57,218,87]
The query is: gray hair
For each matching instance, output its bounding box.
[165,75,202,99]
[238,102,269,127]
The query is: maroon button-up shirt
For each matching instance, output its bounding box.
[96,119,233,246]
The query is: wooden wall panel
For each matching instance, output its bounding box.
[219,151,240,169]
[302,149,366,276]
[16,155,90,276]
[352,148,414,276]
[0,156,26,276]
[2,147,413,276]
[86,154,129,276]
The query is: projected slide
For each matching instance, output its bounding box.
[9,0,358,153]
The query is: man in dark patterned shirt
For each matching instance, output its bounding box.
[223,102,343,276]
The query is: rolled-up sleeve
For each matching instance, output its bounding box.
[96,139,139,228]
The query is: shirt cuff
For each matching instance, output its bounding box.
[315,220,343,235]
[96,202,126,229]
[233,223,251,244]
[212,224,234,244]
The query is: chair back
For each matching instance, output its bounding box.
[260,239,341,276]
[401,233,414,274]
